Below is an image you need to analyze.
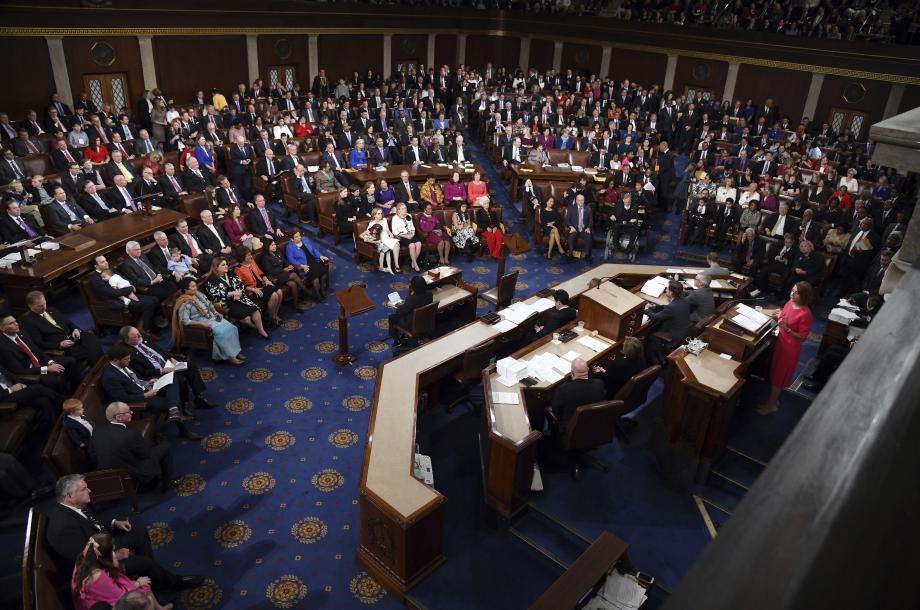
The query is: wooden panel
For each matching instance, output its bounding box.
[153,36,247,103]
[561,42,602,76]
[318,34,383,81]
[529,38,555,72]
[63,36,143,115]
[257,34,310,88]
[814,75,890,133]
[0,37,55,118]
[898,85,920,116]
[609,49,668,89]
[392,34,427,67]
[434,34,457,68]
[734,64,811,123]
[673,56,728,100]
[465,35,521,71]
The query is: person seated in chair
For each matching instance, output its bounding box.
[686,276,715,323]
[20,290,103,373]
[591,336,647,400]
[0,313,81,394]
[565,194,594,262]
[644,280,692,364]
[387,275,433,348]
[0,362,64,433]
[757,233,798,294]
[606,191,640,255]
[548,358,605,434]
[62,399,95,463]
[534,290,576,339]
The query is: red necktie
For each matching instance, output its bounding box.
[99,129,108,144]
[64,149,74,163]
[26,140,38,154]
[15,336,40,368]
[186,234,199,256]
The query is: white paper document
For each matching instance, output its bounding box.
[736,302,770,326]
[597,571,648,610]
[151,372,174,392]
[576,335,608,352]
[731,313,763,333]
[641,275,669,298]
[493,319,518,333]
[491,392,519,405]
[413,453,434,485]
[561,350,581,362]
[170,360,188,372]
[530,297,555,312]
[666,268,683,274]
[387,291,402,306]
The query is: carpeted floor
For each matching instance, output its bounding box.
[5,135,831,609]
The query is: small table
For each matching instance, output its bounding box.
[333,284,374,365]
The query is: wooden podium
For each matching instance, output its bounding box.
[577,280,645,340]
[333,284,374,365]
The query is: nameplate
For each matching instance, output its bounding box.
[56,234,96,251]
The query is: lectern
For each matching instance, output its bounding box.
[578,280,645,340]
[333,284,374,365]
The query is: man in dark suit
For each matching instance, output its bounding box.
[565,194,594,262]
[182,157,216,193]
[89,256,160,335]
[45,474,202,590]
[290,165,317,223]
[255,148,283,197]
[369,137,393,166]
[336,125,356,150]
[757,233,798,293]
[657,141,676,212]
[644,281,692,364]
[146,230,187,280]
[134,166,164,203]
[249,194,284,240]
[549,357,606,435]
[0,199,45,243]
[280,142,302,173]
[119,325,214,411]
[796,208,820,244]
[104,150,139,187]
[686,277,715,323]
[534,290,577,339]
[50,139,82,171]
[387,276,434,347]
[215,175,250,215]
[228,135,254,201]
[755,152,777,179]
[404,136,427,164]
[0,363,63,432]
[170,219,212,272]
[77,180,121,222]
[21,291,102,372]
[100,344,192,425]
[0,149,29,184]
[691,142,714,171]
[0,313,81,393]
[447,135,470,163]
[92,401,176,490]
[58,163,84,197]
[501,137,524,169]
[12,129,43,156]
[120,240,178,301]
[45,186,94,232]
[711,198,740,249]
[196,210,233,256]
[157,162,187,208]
[393,170,421,209]
[104,174,142,214]
[733,228,767,275]
[836,217,880,295]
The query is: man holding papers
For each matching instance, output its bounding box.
[643,280,691,364]
[534,290,576,338]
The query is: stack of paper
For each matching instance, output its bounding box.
[491,391,519,405]
[641,276,669,298]
[666,268,683,274]
[413,453,434,485]
[736,303,770,326]
[836,299,859,312]
[497,357,528,386]
[387,291,402,306]
[39,241,60,250]
[829,307,860,325]
[595,571,648,610]
[576,335,608,352]
[561,350,581,362]
[530,297,555,312]
[493,319,518,333]
[500,301,537,325]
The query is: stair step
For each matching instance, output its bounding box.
[709,469,750,492]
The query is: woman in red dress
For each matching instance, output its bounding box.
[758,281,814,415]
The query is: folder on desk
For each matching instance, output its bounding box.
[530,297,555,312]
[641,276,669,298]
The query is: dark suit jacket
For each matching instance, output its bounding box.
[122,341,171,380]
[19,308,79,352]
[646,298,692,346]
[248,207,279,236]
[119,255,163,291]
[157,174,185,205]
[0,212,44,242]
[598,354,647,400]
[564,205,593,231]
[447,145,469,163]
[13,137,43,156]
[536,306,577,338]
[99,363,146,404]
[92,422,161,486]
[321,151,347,171]
[88,271,134,310]
[44,502,111,568]
[369,147,392,165]
[215,186,246,210]
[105,186,138,212]
[169,232,206,259]
[0,332,52,376]
[45,199,91,230]
[181,168,215,192]
[196,223,231,253]
[59,172,83,197]
[393,180,421,205]
[62,416,94,453]
[255,157,282,182]
[404,146,427,164]
[134,179,163,201]
[50,147,83,171]
[104,159,139,185]
[0,158,28,184]
[391,291,434,329]
[550,378,606,429]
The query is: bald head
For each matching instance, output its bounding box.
[571,358,589,379]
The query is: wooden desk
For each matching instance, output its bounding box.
[529,531,632,610]
[482,324,618,519]
[0,209,187,313]
[359,263,670,599]
[661,348,746,479]
[578,281,645,340]
[706,304,775,361]
[511,164,610,201]
[344,162,485,186]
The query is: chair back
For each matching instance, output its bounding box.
[77,274,137,331]
[409,301,438,338]
[546,149,569,165]
[563,399,623,451]
[689,314,716,338]
[457,339,495,384]
[179,192,208,225]
[22,509,70,610]
[612,364,662,412]
[569,150,591,167]
[496,270,519,308]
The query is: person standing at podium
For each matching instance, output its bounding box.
[757,281,813,415]
[387,275,432,348]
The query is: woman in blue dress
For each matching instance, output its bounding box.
[348,138,368,169]
[285,230,330,300]
[172,276,245,365]
[193,135,216,175]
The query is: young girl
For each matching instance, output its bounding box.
[361,206,400,274]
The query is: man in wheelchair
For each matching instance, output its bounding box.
[605,191,642,260]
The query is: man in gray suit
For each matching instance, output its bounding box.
[686,277,715,323]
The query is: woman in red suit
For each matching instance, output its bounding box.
[758,281,814,415]
[293,115,314,138]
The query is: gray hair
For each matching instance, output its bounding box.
[55,474,85,502]
[118,326,136,342]
[125,240,141,253]
[106,401,128,421]
[153,231,167,240]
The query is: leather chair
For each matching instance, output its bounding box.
[611,364,662,443]
[688,314,717,339]
[352,218,376,264]
[179,192,209,226]
[22,154,53,178]
[569,150,591,168]
[546,149,569,165]
[394,301,438,346]
[0,401,35,455]
[315,190,341,243]
[445,339,495,413]
[22,509,69,610]
[480,270,519,309]
[77,274,138,332]
[546,399,625,480]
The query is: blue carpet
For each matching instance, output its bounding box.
[5,138,829,609]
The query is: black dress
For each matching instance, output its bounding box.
[335,199,355,233]
[204,273,259,320]
[540,207,561,231]
[260,251,291,284]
